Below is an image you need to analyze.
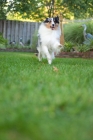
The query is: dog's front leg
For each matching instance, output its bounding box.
[48,57,52,64]
[42,46,52,64]
[38,51,42,61]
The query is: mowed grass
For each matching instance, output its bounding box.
[0,52,93,140]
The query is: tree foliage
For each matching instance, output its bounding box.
[62,0,93,19]
[0,0,93,21]
[0,0,7,19]
[6,0,75,20]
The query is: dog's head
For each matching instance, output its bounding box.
[44,16,59,30]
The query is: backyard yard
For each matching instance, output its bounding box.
[0,52,93,140]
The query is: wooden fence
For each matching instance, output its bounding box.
[0,20,40,45]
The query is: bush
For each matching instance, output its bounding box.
[64,41,75,52]
[0,33,7,46]
[31,31,38,50]
[77,44,90,52]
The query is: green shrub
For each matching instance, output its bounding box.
[78,39,93,52]
[77,44,90,52]
[26,39,30,45]
[87,39,93,49]
[64,23,83,44]
[64,41,75,52]
[31,31,38,50]
[0,33,7,46]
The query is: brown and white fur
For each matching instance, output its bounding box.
[37,16,63,64]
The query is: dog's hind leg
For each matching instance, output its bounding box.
[37,34,43,61]
[38,52,42,61]
[37,47,42,61]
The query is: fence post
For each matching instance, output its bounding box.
[3,20,6,39]
[59,13,65,45]
[35,22,39,32]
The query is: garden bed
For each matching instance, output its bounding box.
[1,48,93,58]
[57,51,93,58]
[0,48,37,53]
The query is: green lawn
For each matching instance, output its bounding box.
[0,52,93,140]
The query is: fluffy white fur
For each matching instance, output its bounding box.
[37,22,63,64]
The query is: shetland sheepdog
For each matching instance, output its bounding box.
[37,16,63,64]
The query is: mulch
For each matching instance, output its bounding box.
[56,51,93,58]
[0,48,93,58]
[0,48,37,53]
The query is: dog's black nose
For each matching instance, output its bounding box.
[52,24,54,26]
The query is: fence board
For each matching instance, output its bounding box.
[23,22,27,44]
[11,21,16,42]
[30,22,35,46]
[27,22,31,45]
[0,20,3,33]
[3,20,6,39]
[7,20,11,43]
[15,21,19,43]
[19,21,23,43]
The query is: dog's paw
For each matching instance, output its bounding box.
[38,57,42,61]
[58,44,63,48]
[38,56,42,61]
[48,59,52,64]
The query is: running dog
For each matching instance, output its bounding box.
[37,16,63,64]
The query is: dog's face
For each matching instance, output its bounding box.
[44,16,59,30]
